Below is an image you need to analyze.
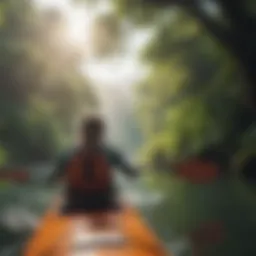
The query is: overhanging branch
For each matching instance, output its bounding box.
[218,0,249,28]
[146,0,237,53]
[183,3,236,52]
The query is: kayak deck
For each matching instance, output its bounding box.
[24,205,168,256]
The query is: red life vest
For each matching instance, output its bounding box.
[66,149,111,191]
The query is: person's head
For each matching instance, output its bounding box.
[81,115,105,146]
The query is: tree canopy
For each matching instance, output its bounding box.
[109,0,255,176]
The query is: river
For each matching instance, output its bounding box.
[0,170,189,256]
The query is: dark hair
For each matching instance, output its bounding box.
[81,116,105,134]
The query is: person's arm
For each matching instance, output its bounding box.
[113,151,139,179]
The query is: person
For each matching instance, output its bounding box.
[51,115,138,214]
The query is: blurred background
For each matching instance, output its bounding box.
[0,0,256,255]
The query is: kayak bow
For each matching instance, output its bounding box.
[24,201,168,256]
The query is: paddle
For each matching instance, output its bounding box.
[0,168,30,183]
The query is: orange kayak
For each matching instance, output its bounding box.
[24,201,168,256]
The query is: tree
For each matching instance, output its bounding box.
[132,11,242,170]
[116,0,256,110]
[110,0,255,175]
[0,0,97,164]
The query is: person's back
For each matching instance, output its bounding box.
[51,116,138,214]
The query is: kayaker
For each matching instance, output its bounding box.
[51,115,138,214]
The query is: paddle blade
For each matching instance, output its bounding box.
[0,169,30,183]
[175,159,220,184]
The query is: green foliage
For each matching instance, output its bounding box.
[0,147,8,166]
[135,11,243,168]
[0,0,97,165]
